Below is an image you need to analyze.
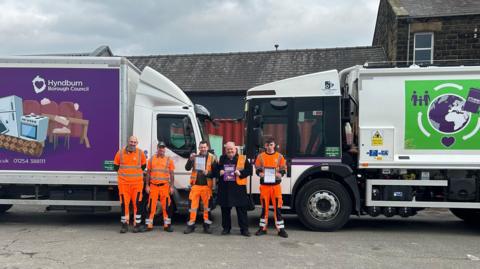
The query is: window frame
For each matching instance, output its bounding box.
[245,97,294,159]
[413,32,434,65]
[292,96,342,159]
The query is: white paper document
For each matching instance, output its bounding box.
[264,168,276,183]
[195,156,206,171]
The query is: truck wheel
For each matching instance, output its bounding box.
[450,208,480,225]
[295,178,352,231]
[0,204,13,214]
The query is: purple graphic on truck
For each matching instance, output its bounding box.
[0,67,119,171]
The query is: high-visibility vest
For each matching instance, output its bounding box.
[190,153,215,185]
[149,155,172,184]
[118,147,143,183]
[235,155,247,186]
[256,152,286,172]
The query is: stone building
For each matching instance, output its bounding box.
[373,0,480,66]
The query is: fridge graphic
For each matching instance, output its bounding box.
[0,95,23,137]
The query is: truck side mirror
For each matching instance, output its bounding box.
[253,127,263,147]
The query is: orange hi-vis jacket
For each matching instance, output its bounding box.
[114,147,146,184]
[235,155,247,186]
[190,153,215,186]
[255,151,287,185]
[148,155,174,184]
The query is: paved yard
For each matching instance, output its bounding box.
[1,206,479,269]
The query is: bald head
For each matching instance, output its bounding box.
[225,141,237,158]
[127,136,138,152]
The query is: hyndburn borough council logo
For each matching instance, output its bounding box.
[32,75,46,94]
[405,80,480,150]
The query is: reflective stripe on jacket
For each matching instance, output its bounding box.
[256,152,286,172]
[149,155,172,184]
[117,148,143,183]
[190,153,215,185]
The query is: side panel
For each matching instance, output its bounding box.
[358,67,480,169]
[0,66,120,172]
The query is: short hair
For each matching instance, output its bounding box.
[265,137,275,144]
[199,140,209,146]
[224,141,235,148]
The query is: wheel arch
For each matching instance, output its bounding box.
[291,163,360,214]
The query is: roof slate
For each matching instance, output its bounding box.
[128,46,386,92]
[390,0,480,18]
[32,45,113,57]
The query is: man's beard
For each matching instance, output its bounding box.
[126,145,136,152]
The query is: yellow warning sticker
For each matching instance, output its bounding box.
[371,131,383,146]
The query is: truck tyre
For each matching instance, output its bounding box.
[295,178,352,231]
[450,208,480,225]
[0,204,13,214]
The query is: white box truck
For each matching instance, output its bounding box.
[0,56,209,213]
[244,64,480,231]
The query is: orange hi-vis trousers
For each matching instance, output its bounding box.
[188,185,212,225]
[146,182,172,228]
[118,182,144,226]
[259,184,285,231]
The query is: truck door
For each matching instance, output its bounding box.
[246,98,293,195]
[154,113,197,189]
[290,97,342,184]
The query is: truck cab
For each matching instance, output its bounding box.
[133,67,211,211]
[244,70,359,231]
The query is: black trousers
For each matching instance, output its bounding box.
[221,206,249,232]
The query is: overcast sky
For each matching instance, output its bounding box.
[0,0,380,56]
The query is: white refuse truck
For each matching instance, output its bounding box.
[244,64,480,231]
[0,56,210,213]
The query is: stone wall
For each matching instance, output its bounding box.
[372,0,397,63]
[397,15,480,65]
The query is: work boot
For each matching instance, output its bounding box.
[164,225,174,233]
[278,229,288,238]
[132,224,146,233]
[138,224,147,233]
[183,224,195,234]
[240,230,251,237]
[203,223,212,234]
[221,229,230,235]
[120,223,128,233]
[255,228,267,236]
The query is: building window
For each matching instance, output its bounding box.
[414,32,434,65]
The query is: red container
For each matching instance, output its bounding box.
[206,119,245,150]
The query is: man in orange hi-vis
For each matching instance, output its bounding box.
[114,136,147,233]
[183,140,217,234]
[254,137,289,238]
[145,141,175,232]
